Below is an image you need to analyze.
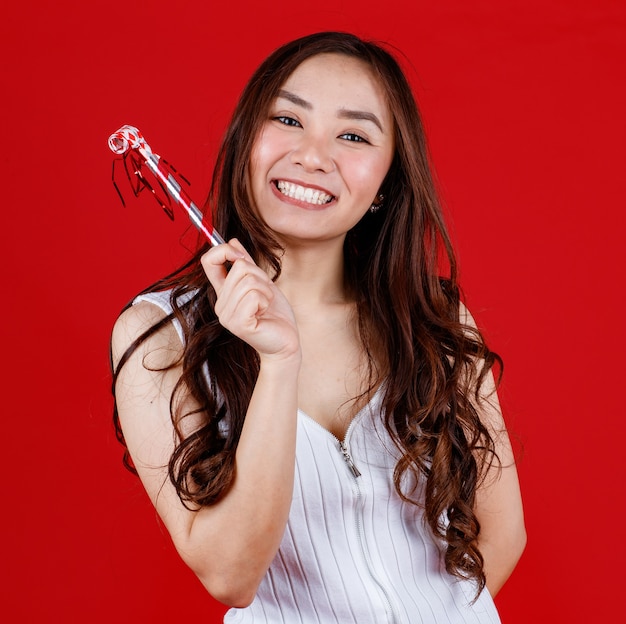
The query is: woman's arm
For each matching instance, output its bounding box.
[112,241,301,607]
[460,305,527,598]
[472,367,526,597]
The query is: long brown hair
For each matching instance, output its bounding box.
[112,31,501,595]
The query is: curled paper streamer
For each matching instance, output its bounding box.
[108,125,151,155]
[108,125,224,247]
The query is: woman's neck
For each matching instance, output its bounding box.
[273,237,350,309]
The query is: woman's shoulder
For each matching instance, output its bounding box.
[132,288,184,314]
[459,300,476,327]
[111,289,188,373]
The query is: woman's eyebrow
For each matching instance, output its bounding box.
[337,109,383,132]
[277,89,311,109]
[277,89,384,133]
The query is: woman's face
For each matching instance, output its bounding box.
[249,53,395,246]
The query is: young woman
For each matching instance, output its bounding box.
[111,31,526,623]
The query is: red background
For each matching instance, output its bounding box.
[2,1,625,622]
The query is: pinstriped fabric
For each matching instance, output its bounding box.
[133,292,500,624]
[225,390,501,624]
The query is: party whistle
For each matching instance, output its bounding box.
[108,125,225,247]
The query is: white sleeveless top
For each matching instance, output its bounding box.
[135,291,501,624]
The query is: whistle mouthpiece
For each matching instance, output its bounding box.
[107,125,151,155]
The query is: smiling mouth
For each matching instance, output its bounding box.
[275,180,335,205]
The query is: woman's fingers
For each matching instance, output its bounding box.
[200,240,246,294]
[200,239,299,360]
[214,263,274,327]
[229,238,255,262]
[201,239,277,333]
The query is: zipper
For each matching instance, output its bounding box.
[338,440,361,477]
[297,394,400,623]
[338,438,400,624]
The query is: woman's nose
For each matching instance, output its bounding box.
[291,132,334,173]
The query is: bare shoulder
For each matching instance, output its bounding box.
[458,300,478,329]
[111,300,193,481]
[111,300,201,518]
[457,301,506,432]
[111,300,184,373]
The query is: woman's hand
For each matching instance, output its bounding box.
[201,239,300,363]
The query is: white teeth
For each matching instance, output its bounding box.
[276,181,333,205]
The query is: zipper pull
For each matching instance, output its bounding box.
[339,440,361,478]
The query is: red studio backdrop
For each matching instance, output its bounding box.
[2,1,624,622]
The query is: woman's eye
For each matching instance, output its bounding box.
[339,133,369,143]
[274,116,301,127]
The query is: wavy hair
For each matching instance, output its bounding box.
[111,31,502,595]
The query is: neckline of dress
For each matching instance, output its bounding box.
[297,382,385,444]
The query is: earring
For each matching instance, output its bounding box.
[369,193,385,213]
